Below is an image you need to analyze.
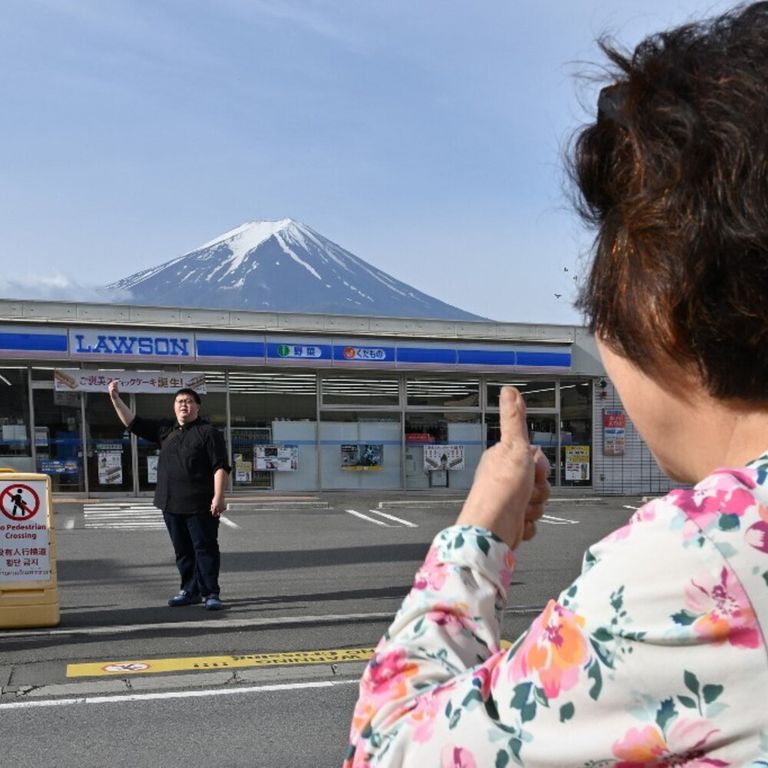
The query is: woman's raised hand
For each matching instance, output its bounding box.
[456,386,550,549]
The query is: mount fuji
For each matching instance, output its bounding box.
[108,218,485,321]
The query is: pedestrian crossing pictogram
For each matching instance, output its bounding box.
[0,483,40,521]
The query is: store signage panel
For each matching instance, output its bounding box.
[195,334,266,362]
[53,369,207,394]
[70,329,193,360]
[603,409,626,457]
[266,338,333,364]
[396,347,457,366]
[515,348,571,369]
[455,345,571,370]
[0,326,68,358]
[332,344,396,364]
[456,348,518,367]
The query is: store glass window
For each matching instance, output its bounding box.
[0,368,32,472]
[229,371,317,492]
[319,410,400,489]
[320,376,399,407]
[487,380,557,409]
[404,411,482,491]
[33,387,85,493]
[406,377,480,408]
[486,411,558,484]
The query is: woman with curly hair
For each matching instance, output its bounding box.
[344,3,768,765]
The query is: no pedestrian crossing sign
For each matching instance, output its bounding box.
[0,478,51,582]
[0,483,41,521]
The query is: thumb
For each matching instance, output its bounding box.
[499,387,529,449]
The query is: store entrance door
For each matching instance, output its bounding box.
[84,391,135,495]
[485,411,561,486]
[528,413,560,486]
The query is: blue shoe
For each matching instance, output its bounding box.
[204,594,223,611]
[168,590,201,607]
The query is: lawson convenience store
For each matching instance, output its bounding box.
[0,299,673,497]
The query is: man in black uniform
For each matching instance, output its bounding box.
[108,380,231,610]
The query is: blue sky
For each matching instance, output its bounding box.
[0,0,734,323]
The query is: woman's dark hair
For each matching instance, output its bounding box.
[571,1,768,401]
[174,387,201,405]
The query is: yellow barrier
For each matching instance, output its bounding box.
[0,469,59,628]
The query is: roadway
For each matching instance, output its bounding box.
[0,492,643,766]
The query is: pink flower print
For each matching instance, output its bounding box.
[361,647,419,705]
[605,521,633,543]
[498,548,516,589]
[347,699,376,747]
[745,519,768,553]
[407,683,455,743]
[613,724,667,764]
[606,502,658,543]
[671,482,757,541]
[685,566,760,648]
[712,467,757,490]
[414,546,448,592]
[440,745,478,768]
[613,719,728,766]
[473,652,504,699]
[668,475,757,528]
[508,600,589,699]
[426,603,476,637]
[669,488,721,538]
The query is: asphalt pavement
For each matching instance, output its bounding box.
[0,491,644,766]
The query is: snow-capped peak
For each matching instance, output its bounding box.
[196,218,296,258]
[108,218,485,321]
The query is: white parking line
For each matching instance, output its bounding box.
[623,505,640,510]
[539,514,579,525]
[0,679,359,710]
[368,510,418,528]
[345,509,389,526]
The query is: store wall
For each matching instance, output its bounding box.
[1,358,675,496]
[591,379,675,496]
[319,418,401,490]
[272,420,318,491]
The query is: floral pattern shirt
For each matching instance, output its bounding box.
[344,456,768,766]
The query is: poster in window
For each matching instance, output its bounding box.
[254,445,298,472]
[340,444,383,471]
[565,445,590,481]
[230,453,249,483]
[98,451,123,485]
[34,427,50,448]
[603,409,626,456]
[146,455,159,484]
[423,444,465,471]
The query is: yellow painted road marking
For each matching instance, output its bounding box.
[67,647,377,678]
[67,639,515,679]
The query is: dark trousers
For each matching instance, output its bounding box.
[163,511,221,597]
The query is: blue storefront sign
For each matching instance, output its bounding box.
[1,323,572,372]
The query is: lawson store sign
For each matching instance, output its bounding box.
[0,326,572,371]
[71,330,192,358]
